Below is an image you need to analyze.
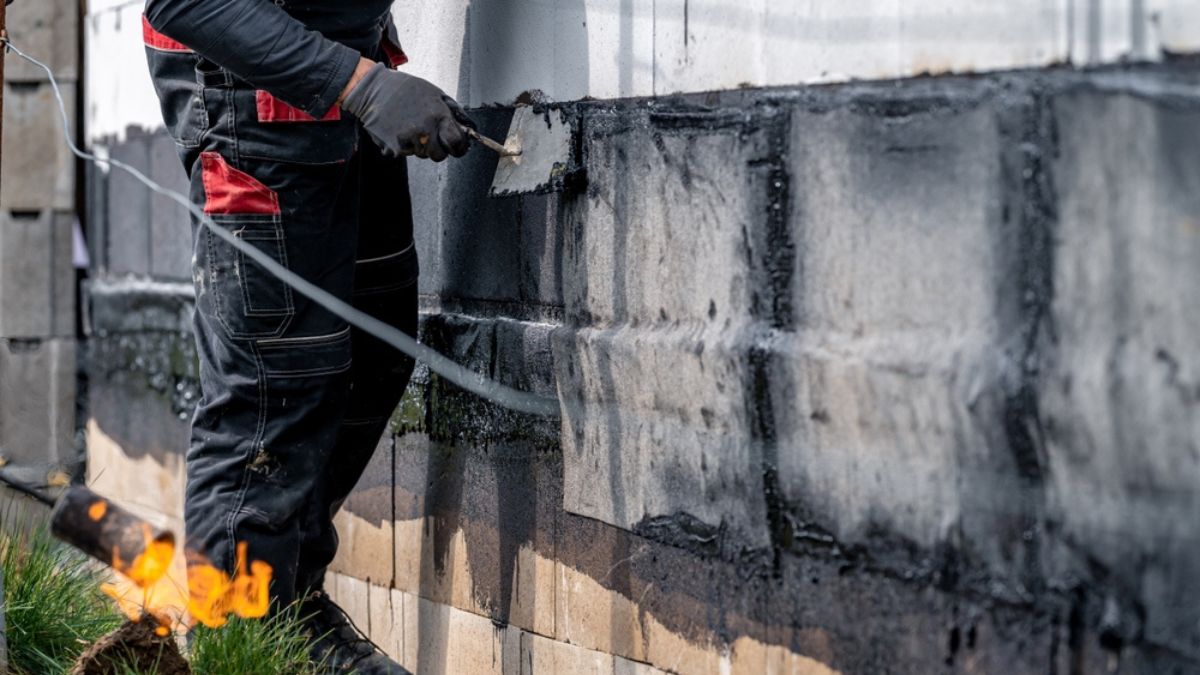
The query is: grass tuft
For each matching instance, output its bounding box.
[1,512,320,674]
[1,521,125,674]
[186,607,319,675]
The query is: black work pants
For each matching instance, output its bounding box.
[147,36,416,608]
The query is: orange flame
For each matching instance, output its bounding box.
[102,526,273,634]
[88,500,108,521]
[110,524,174,587]
[186,542,271,628]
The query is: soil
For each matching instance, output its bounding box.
[71,616,191,675]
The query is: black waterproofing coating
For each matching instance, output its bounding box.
[144,0,395,117]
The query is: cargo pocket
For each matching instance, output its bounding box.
[143,17,207,149]
[200,152,294,340]
[233,88,357,165]
[255,326,353,379]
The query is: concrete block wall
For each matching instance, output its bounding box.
[321,68,1200,673]
[81,1,1200,673]
[0,0,79,476]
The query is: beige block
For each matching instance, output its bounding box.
[402,592,520,675]
[612,656,672,675]
[329,437,394,585]
[640,612,721,675]
[510,542,556,637]
[368,582,404,662]
[394,512,556,636]
[331,573,372,636]
[329,507,394,586]
[87,417,185,522]
[726,636,842,675]
[395,516,556,636]
[521,631,614,675]
[555,561,646,662]
[393,516,423,596]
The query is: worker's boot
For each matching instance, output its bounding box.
[300,590,411,674]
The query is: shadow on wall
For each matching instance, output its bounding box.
[416,3,588,674]
[457,0,593,105]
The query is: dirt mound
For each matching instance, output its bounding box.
[71,617,191,675]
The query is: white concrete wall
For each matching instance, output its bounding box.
[86,0,164,143]
[86,0,1200,142]
[393,0,1200,105]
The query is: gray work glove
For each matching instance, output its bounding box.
[342,63,473,162]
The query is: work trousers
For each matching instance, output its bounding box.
[146,33,417,608]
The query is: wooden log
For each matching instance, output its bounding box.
[50,485,176,585]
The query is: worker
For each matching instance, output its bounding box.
[140,1,467,672]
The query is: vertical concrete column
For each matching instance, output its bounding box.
[0,0,79,475]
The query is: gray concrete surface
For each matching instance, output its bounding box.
[85,62,1200,672]
[0,210,74,338]
[2,0,78,83]
[0,83,75,212]
[0,338,75,469]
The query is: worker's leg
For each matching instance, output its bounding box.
[294,132,419,597]
[149,50,365,609]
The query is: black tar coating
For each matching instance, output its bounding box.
[90,60,1200,673]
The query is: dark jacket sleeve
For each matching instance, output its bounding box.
[144,0,360,117]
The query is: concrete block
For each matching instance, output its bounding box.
[0,83,76,211]
[367,583,404,663]
[104,131,153,276]
[87,418,186,524]
[331,573,373,638]
[3,0,79,83]
[431,109,523,303]
[389,434,558,637]
[611,656,671,675]
[0,338,74,468]
[1044,87,1200,655]
[93,128,188,278]
[148,131,193,280]
[386,0,1200,106]
[85,277,194,336]
[521,631,615,675]
[404,592,519,675]
[554,111,777,543]
[85,333,196,521]
[0,210,75,338]
[328,436,395,586]
[770,98,1006,552]
[517,194,565,306]
[554,559,647,662]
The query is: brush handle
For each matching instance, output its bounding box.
[465,126,520,157]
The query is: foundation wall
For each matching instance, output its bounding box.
[81,2,1200,673]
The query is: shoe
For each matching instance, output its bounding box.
[300,590,410,674]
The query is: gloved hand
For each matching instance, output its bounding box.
[341,63,475,162]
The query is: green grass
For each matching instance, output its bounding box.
[187,608,320,675]
[1,522,125,674]
[1,514,320,675]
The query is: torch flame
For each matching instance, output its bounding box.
[186,542,271,628]
[102,526,272,634]
[88,500,108,521]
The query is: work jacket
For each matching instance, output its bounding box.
[144,0,404,120]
